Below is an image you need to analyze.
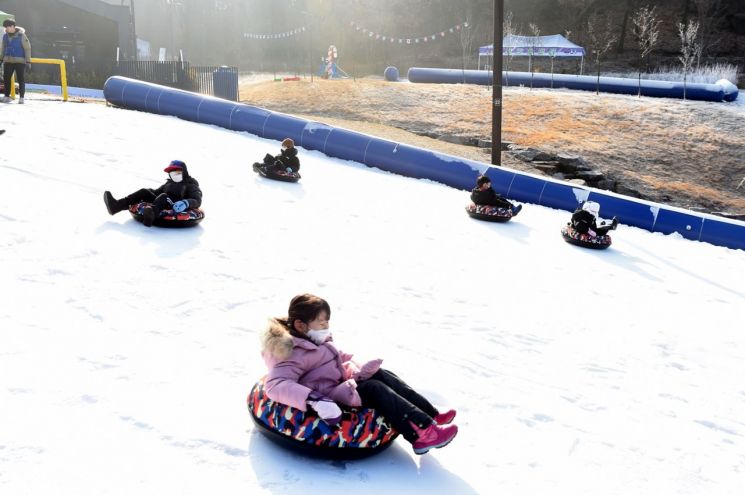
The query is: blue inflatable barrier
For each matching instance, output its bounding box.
[406,68,739,103]
[103,76,745,251]
[384,66,400,82]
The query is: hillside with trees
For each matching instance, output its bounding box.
[133,0,744,82]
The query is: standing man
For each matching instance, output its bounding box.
[0,19,31,104]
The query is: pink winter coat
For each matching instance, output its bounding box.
[260,318,382,411]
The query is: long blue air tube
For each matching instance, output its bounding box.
[406,68,739,102]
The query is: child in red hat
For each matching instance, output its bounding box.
[103,160,203,227]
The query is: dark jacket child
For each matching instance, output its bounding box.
[261,294,459,455]
[570,201,618,237]
[255,138,300,174]
[103,160,203,227]
[471,175,522,216]
[0,19,31,104]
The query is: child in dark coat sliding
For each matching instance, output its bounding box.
[570,201,618,237]
[253,138,301,174]
[103,160,203,227]
[471,175,522,216]
[261,294,458,455]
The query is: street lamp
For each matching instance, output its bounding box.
[492,0,503,166]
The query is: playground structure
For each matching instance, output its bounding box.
[9,58,69,102]
[103,76,745,252]
[320,45,349,79]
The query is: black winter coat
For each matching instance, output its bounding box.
[275,147,300,173]
[470,187,512,208]
[153,162,202,209]
[570,209,598,234]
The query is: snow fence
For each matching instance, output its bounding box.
[103,76,745,251]
[406,68,739,102]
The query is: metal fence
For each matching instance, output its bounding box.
[113,61,239,101]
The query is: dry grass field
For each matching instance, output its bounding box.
[240,76,745,215]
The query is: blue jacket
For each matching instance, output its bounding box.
[0,27,31,64]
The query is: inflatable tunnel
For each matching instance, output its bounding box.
[406,68,740,103]
[103,76,745,251]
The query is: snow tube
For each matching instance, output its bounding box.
[247,378,398,460]
[253,163,301,183]
[561,224,612,250]
[128,202,205,228]
[466,203,513,223]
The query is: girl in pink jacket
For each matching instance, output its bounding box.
[260,293,458,455]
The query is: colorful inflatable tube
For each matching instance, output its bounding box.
[247,378,398,459]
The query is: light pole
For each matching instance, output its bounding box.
[492,0,503,166]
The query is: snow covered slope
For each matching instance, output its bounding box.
[1,96,744,494]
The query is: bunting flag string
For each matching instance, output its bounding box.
[349,21,469,45]
[243,25,308,40]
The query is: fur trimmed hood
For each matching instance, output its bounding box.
[260,318,296,362]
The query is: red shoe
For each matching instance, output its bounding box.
[434,409,457,425]
[410,421,458,455]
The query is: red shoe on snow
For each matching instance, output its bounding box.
[434,409,457,425]
[410,421,458,455]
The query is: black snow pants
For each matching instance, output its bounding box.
[124,188,172,215]
[356,369,439,443]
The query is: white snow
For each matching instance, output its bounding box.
[1,95,745,495]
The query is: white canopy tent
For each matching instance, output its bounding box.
[478,34,586,74]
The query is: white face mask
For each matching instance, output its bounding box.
[281,146,288,152]
[169,171,183,183]
[307,329,331,345]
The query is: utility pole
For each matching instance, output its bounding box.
[492,0,503,166]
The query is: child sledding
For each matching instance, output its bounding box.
[466,175,523,222]
[252,138,301,182]
[249,294,458,459]
[103,160,204,228]
[562,200,618,249]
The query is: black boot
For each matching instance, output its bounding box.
[610,216,619,230]
[103,191,128,215]
[142,206,156,227]
[252,162,262,173]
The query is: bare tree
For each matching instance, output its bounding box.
[616,0,638,53]
[586,12,618,95]
[503,11,521,85]
[632,5,661,97]
[528,22,542,90]
[677,20,700,100]
[459,13,478,78]
[692,0,726,68]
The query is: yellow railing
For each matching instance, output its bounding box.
[10,58,68,102]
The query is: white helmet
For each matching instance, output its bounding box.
[582,201,600,218]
